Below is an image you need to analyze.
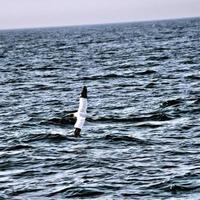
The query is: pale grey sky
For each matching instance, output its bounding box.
[0,0,199,29]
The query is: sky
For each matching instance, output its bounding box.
[0,0,199,30]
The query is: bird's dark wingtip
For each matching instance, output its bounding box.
[81,86,87,98]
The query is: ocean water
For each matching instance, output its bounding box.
[0,17,200,199]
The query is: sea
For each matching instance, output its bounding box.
[0,17,200,199]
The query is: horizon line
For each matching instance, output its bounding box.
[0,16,199,32]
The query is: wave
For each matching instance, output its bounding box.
[4,144,32,151]
[89,112,172,123]
[104,134,148,144]
[146,55,170,61]
[136,70,157,75]
[79,70,157,81]
[193,98,200,104]
[47,187,104,198]
[146,180,200,194]
[165,184,200,193]
[41,116,76,126]
[9,188,42,197]
[145,82,157,88]
[79,74,135,81]
[186,75,200,80]
[21,132,76,143]
[161,98,183,108]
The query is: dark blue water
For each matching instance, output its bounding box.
[0,17,200,199]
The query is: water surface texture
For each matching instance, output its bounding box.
[0,18,200,199]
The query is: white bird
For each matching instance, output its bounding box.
[74,86,87,137]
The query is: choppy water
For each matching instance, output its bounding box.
[0,17,200,199]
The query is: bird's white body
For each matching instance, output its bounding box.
[74,97,87,129]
